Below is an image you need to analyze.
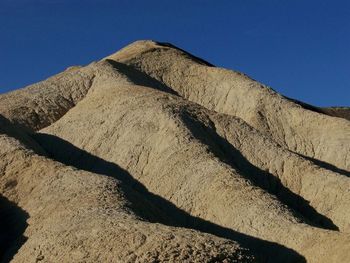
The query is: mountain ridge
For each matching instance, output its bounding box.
[0,40,349,263]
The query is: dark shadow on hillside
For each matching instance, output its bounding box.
[320,107,350,121]
[285,96,350,122]
[33,133,306,263]
[105,59,180,96]
[180,112,339,231]
[0,115,46,155]
[0,195,28,263]
[293,152,349,178]
[154,41,215,67]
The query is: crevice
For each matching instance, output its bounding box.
[35,73,97,131]
[104,59,180,97]
[292,152,350,178]
[0,195,29,263]
[0,115,46,155]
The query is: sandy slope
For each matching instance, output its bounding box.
[106,41,350,172]
[0,40,349,262]
[0,112,256,263]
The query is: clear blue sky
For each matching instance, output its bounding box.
[1,0,349,106]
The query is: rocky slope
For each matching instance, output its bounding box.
[0,40,349,263]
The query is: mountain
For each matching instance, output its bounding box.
[0,40,349,263]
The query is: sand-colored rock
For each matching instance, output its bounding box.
[107,41,350,172]
[0,114,256,263]
[0,40,349,262]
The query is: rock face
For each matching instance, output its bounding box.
[0,40,349,263]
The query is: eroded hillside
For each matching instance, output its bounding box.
[0,40,349,263]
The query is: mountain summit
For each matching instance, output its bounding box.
[1,40,349,263]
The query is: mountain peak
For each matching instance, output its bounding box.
[0,39,349,263]
[105,40,214,66]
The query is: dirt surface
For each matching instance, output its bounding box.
[0,40,349,262]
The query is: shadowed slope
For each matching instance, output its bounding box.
[41,79,350,263]
[320,107,350,121]
[0,116,258,263]
[34,133,305,263]
[0,40,349,263]
[0,195,28,263]
[107,40,350,171]
[0,66,95,131]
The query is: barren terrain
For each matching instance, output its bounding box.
[0,40,349,262]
